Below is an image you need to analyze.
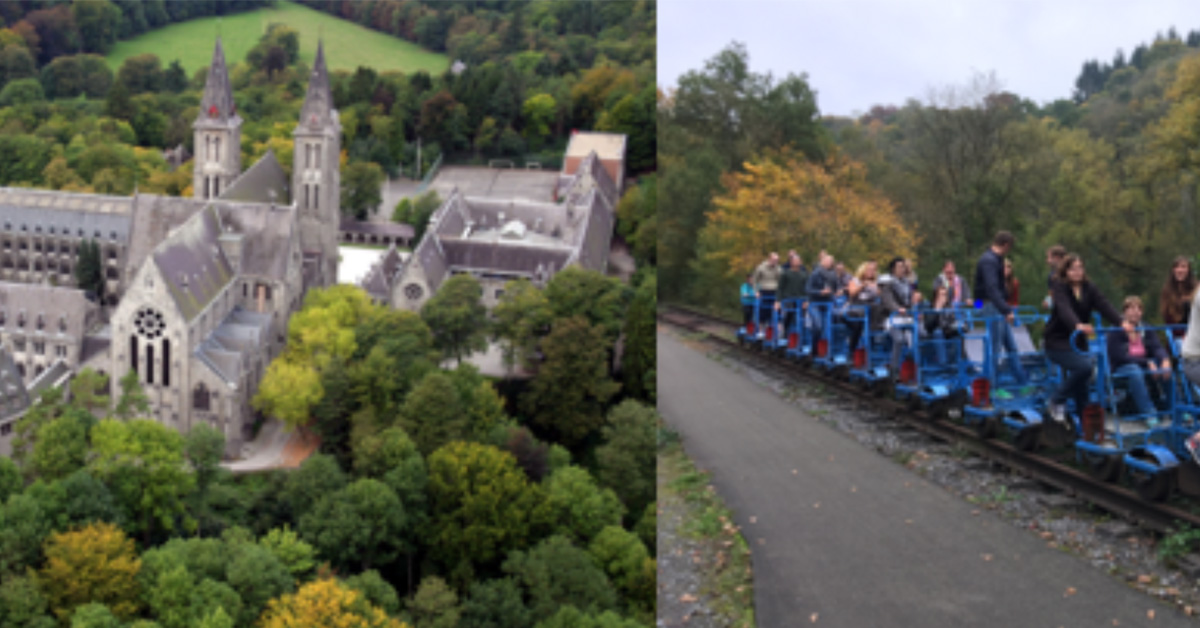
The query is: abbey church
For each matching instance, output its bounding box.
[0,38,342,456]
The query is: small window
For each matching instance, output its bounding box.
[55,345,66,357]
[14,338,24,352]
[33,341,44,355]
[0,422,11,437]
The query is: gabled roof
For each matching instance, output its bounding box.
[360,245,403,300]
[196,36,239,126]
[297,40,337,131]
[214,201,297,281]
[220,150,289,204]
[152,205,235,321]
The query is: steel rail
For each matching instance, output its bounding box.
[660,304,1200,533]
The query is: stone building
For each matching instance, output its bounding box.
[0,37,341,456]
[390,151,618,312]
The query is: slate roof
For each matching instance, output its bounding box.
[220,150,289,204]
[439,238,572,276]
[195,307,271,386]
[412,232,448,291]
[214,201,296,281]
[0,284,94,341]
[0,188,133,241]
[126,194,206,287]
[152,205,235,321]
[360,245,402,300]
[574,188,615,273]
[196,37,239,126]
[28,360,71,395]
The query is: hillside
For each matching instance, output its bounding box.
[106,0,448,75]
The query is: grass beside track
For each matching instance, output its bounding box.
[659,423,756,627]
[107,1,448,75]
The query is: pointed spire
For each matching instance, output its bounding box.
[197,36,237,125]
[299,39,334,129]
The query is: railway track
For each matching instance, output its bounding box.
[660,303,1200,534]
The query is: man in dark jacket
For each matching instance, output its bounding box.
[776,254,809,339]
[806,253,838,351]
[974,231,1028,385]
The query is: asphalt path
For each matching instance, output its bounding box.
[658,330,1195,627]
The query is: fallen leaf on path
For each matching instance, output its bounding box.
[1165,587,1180,596]
[905,519,913,525]
[981,554,993,561]
[1064,587,1077,597]
[814,502,820,509]
[1137,574,1152,584]
[810,613,819,623]
[749,516,757,524]
[1148,609,1155,620]
[792,469,798,475]
[680,593,697,603]
[1040,532,1054,540]
[971,510,980,516]
[1185,606,1194,616]
[757,538,765,545]
[851,486,857,493]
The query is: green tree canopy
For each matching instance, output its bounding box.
[521,317,620,447]
[421,273,488,364]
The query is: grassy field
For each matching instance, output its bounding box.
[106,1,448,76]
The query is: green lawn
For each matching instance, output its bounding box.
[106,1,449,76]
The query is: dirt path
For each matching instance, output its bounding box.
[657,426,756,628]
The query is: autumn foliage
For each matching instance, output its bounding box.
[39,522,142,621]
[258,578,409,628]
[702,150,917,277]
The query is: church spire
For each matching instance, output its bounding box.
[197,36,237,124]
[299,39,334,128]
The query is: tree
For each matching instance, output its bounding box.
[491,279,552,371]
[39,523,141,622]
[0,43,36,85]
[253,358,323,431]
[533,606,643,628]
[522,93,556,149]
[343,570,401,617]
[399,372,467,457]
[88,419,195,540]
[700,149,917,282]
[0,77,43,105]
[0,456,21,503]
[421,273,488,364]
[621,273,655,402]
[68,367,109,415]
[162,59,187,92]
[595,401,656,521]
[183,423,225,494]
[459,578,531,628]
[258,579,406,628]
[0,573,56,628]
[224,543,295,627]
[112,369,149,419]
[299,478,407,571]
[543,267,626,344]
[259,526,317,580]
[597,83,655,173]
[614,176,656,268]
[341,161,385,220]
[408,576,461,628]
[588,526,654,613]
[280,454,347,521]
[72,0,121,54]
[31,411,90,481]
[392,191,441,243]
[502,535,618,622]
[67,604,123,628]
[426,442,537,583]
[521,317,620,447]
[534,466,624,544]
[0,493,50,575]
[144,564,241,628]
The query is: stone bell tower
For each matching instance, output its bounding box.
[193,36,242,200]
[293,40,342,287]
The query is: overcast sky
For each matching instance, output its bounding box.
[658,0,1200,117]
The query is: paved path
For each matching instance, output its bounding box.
[658,330,1194,628]
[221,419,315,473]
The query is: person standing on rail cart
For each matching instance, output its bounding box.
[740,273,756,329]
[1161,256,1196,339]
[753,252,782,331]
[932,260,970,307]
[806,252,839,351]
[1043,253,1133,423]
[1175,277,1200,463]
[776,253,809,339]
[973,231,1029,385]
[1043,245,1066,309]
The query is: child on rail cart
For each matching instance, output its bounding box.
[740,273,756,329]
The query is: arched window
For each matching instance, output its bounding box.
[194,383,210,411]
[130,334,138,374]
[162,338,170,387]
[146,344,154,385]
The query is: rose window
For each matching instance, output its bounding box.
[134,307,165,339]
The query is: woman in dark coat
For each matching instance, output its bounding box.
[1043,253,1133,423]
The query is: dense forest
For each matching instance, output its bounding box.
[0,0,654,219]
[663,31,1200,321]
[1,269,657,627]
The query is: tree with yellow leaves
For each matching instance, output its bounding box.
[38,522,141,622]
[259,578,409,628]
[700,149,917,279]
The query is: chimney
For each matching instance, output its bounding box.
[257,284,265,313]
